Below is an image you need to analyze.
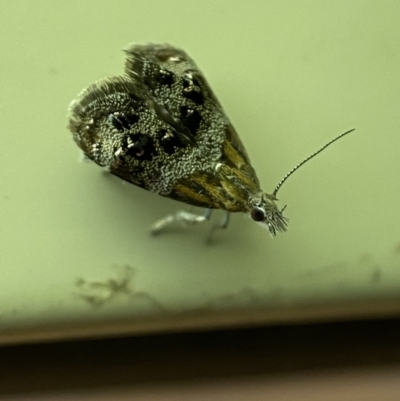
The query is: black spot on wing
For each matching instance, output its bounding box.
[156,128,188,155]
[157,69,174,86]
[123,133,158,161]
[182,77,204,105]
[179,106,202,135]
[108,112,139,131]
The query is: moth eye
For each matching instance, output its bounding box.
[123,133,158,161]
[157,69,174,86]
[251,207,265,222]
[180,106,202,135]
[156,128,187,155]
[108,112,139,131]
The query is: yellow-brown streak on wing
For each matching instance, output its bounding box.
[169,171,244,212]
[167,124,262,213]
[224,124,251,164]
[221,124,261,190]
[216,164,260,209]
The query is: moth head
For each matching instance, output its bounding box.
[249,193,288,236]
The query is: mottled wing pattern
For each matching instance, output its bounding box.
[68,76,158,170]
[124,44,222,115]
[124,44,261,210]
[124,44,253,161]
[69,44,262,212]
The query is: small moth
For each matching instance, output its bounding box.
[68,43,354,237]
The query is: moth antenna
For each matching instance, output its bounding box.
[273,128,355,197]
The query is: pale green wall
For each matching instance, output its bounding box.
[1,1,400,343]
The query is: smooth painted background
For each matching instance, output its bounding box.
[1,1,400,343]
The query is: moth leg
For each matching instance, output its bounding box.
[150,208,212,235]
[206,211,230,242]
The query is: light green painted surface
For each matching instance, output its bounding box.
[1,1,400,342]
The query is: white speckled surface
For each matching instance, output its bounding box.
[1,0,400,344]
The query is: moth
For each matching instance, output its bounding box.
[68,43,354,237]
